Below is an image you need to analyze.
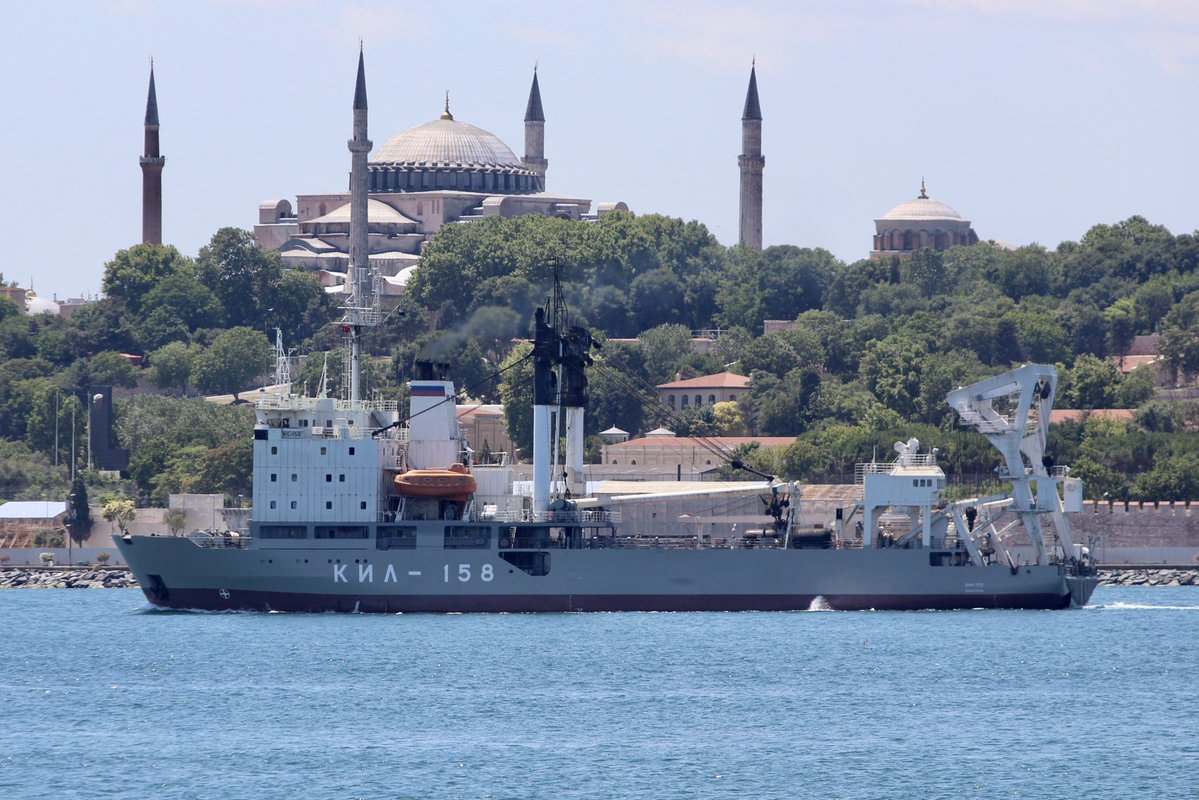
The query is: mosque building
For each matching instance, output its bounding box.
[253,64,628,297]
[870,180,979,259]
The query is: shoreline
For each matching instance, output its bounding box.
[1,565,1195,590]
[1,566,138,589]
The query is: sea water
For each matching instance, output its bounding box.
[0,588,1195,800]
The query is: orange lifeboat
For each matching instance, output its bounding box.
[393,463,477,503]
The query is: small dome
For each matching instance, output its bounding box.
[880,182,965,221]
[26,295,59,315]
[373,118,522,169]
[308,198,417,226]
[881,196,962,221]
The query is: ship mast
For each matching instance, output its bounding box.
[344,44,378,405]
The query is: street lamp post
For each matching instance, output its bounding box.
[87,393,103,471]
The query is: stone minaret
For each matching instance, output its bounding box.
[523,67,547,187]
[738,63,764,250]
[348,46,371,301]
[139,62,165,245]
[345,45,374,403]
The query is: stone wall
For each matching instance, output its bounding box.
[1068,500,1199,564]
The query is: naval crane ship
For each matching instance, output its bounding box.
[113,47,1096,611]
[114,291,1098,612]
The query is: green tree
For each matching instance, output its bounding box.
[148,341,200,394]
[1134,453,1199,501]
[637,323,693,384]
[99,498,137,535]
[134,272,224,350]
[585,343,649,436]
[1060,354,1122,409]
[163,507,188,535]
[190,327,274,401]
[713,401,748,436]
[1115,364,1155,408]
[497,343,534,459]
[1104,297,1137,359]
[195,228,284,329]
[268,269,336,344]
[1158,292,1199,383]
[63,298,137,359]
[88,351,139,389]
[101,243,194,315]
[717,245,838,331]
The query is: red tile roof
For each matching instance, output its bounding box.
[1049,409,1134,424]
[656,371,752,390]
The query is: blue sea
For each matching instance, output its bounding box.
[1,588,1196,800]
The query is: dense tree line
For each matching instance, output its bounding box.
[3,211,1199,504]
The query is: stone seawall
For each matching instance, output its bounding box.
[1099,568,1197,587]
[1,567,138,589]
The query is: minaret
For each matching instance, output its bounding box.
[738,62,764,250]
[345,45,374,404]
[139,62,165,245]
[523,67,547,188]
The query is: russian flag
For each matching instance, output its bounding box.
[411,383,446,397]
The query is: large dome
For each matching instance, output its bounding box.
[372,118,522,168]
[367,111,542,195]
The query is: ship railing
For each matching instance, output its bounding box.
[255,396,399,414]
[491,509,622,525]
[186,530,252,549]
[854,453,938,482]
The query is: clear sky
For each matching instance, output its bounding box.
[6,0,1199,301]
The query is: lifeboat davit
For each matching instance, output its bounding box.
[393,463,477,502]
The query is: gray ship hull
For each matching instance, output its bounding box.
[114,536,1097,612]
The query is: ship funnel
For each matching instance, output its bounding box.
[415,360,451,381]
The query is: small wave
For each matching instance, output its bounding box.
[807,595,834,612]
[1090,601,1199,611]
[134,604,263,615]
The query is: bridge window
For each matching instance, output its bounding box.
[377,525,416,550]
[444,525,491,549]
[314,525,368,539]
[260,525,307,540]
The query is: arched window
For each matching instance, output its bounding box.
[695,394,702,407]
[730,394,737,402]
[669,395,676,408]
[709,395,716,405]
[681,396,689,408]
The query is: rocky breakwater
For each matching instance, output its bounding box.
[1,567,139,589]
[1099,568,1198,587]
